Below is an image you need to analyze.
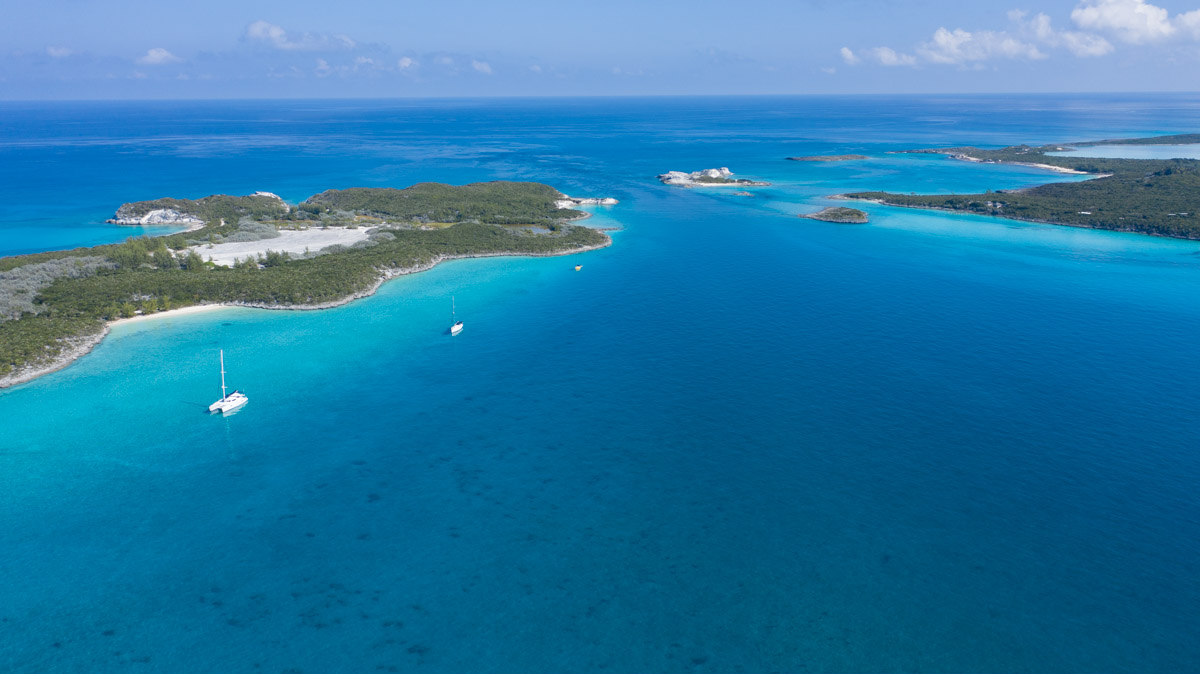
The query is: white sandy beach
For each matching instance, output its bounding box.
[108,303,235,327]
[192,228,372,266]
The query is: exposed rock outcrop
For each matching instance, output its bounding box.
[658,167,769,187]
[253,191,291,211]
[555,196,619,209]
[107,207,205,227]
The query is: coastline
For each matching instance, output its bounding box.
[0,234,612,390]
[831,194,1198,240]
[943,152,1094,176]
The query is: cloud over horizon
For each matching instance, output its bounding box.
[244,20,356,51]
[6,0,1200,99]
[838,0,1200,69]
[136,48,181,66]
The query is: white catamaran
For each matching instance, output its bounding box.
[208,349,249,414]
[450,296,464,336]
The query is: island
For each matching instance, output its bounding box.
[837,134,1200,239]
[800,207,869,224]
[658,168,770,187]
[0,181,613,388]
[785,155,869,162]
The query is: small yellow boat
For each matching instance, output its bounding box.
[574,265,582,271]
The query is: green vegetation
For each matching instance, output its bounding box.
[303,182,585,224]
[800,207,869,224]
[844,136,1200,239]
[0,182,608,382]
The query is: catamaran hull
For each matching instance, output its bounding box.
[209,393,249,414]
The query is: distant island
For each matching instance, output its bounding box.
[658,168,770,187]
[800,207,869,224]
[786,155,869,162]
[837,134,1200,240]
[0,182,613,388]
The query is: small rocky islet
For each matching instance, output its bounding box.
[800,207,869,224]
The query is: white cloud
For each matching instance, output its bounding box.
[471,60,492,74]
[1071,0,1175,44]
[1179,9,1200,39]
[136,48,181,65]
[435,56,454,66]
[1058,29,1116,55]
[397,57,416,70]
[821,66,838,75]
[314,58,331,77]
[246,21,288,48]
[918,27,1045,64]
[46,46,73,58]
[870,47,918,67]
[845,8,1121,70]
[1007,10,1114,57]
[245,20,355,51]
[529,64,542,73]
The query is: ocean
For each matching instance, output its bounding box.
[2,95,1199,672]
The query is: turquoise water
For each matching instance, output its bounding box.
[3,96,1200,672]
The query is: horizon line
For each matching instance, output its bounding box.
[3,90,1200,104]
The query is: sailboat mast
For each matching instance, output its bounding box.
[219,349,228,401]
[452,296,456,322]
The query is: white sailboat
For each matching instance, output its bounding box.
[208,349,249,414]
[450,296,464,336]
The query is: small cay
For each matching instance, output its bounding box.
[800,207,869,224]
[658,167,769,187]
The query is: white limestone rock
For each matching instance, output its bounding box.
[107,207,205,227]
[555,196,619,209]
[657,167,768,187]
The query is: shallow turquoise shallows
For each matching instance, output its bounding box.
[2,96,1200,673]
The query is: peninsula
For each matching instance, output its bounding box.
[658,168,770,187]
[0,181,612,388]
[839,134,1200,239]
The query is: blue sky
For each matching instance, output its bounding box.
[3,0,1200,98]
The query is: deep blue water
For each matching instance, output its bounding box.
[2,95,1200,672]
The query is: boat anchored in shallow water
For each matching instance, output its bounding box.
[208,349,248,414]
[450,296,464,336]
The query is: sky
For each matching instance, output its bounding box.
[3,0,1200,99]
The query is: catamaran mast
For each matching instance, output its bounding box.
[219,349,228,402]
[452,296,456,323]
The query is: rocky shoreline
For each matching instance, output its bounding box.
[107,207,205,228]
